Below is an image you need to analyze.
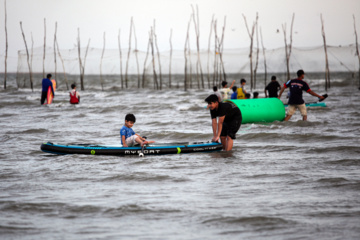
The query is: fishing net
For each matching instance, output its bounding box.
[14,44,360,89]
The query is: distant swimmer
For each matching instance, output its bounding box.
[265,75,281,98]
[205,94,242,151]
[278,69,325,121]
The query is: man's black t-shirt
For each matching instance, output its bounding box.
[284,78,311,105]
[210,102,242,122]
[265,81,281,97]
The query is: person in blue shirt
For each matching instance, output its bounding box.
[230,86,237,99]
[120,113,154,147]
[40,74,55,104]
[278,69,324,121]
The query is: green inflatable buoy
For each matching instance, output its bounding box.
[225,98,285,124]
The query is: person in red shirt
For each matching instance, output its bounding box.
[69,83,80,104]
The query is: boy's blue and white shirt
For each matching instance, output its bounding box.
[120,126,135,144]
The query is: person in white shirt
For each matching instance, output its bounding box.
[212,86,222,102]
[219,80,235,100]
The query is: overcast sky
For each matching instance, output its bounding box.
[1,0,360,71]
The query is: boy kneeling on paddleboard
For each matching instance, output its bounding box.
[120,114,155,147]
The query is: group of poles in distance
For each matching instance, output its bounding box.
[3,2,360,91]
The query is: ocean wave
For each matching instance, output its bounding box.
[1,200,182,220]
[314,178,360,190]
[202,215,293,228]
[310,146,360,154]
[0,134,12,143]
[0,224,38,235]
[5,128,48,135]
[324,159,360,166]
[99,172,190,183]
[103,204,181,217]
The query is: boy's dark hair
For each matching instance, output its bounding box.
[253,92,259,97]
[232,86,237,92]
[46,74,52,79]
[221,81,228,87]
[213,86,218,91]
[297,69,305,77]
[245,93,251,98]
[240,78,246,84]
[205,94,219,104]
[71,83,76,89]
[125,113,136,123]
[271,76,276,81]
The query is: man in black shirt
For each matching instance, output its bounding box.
[278,70,325,121]
[205,94,242,151]
[265,75,281,98]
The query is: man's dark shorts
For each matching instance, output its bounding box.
[220,117,242,139]
[40,91,47,105]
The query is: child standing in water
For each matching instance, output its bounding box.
[120,113,155,147]
[69,83,80,104]
[237,79,247,99]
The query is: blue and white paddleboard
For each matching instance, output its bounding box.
[41,141,223,156]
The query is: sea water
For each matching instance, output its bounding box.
[0,74,360,239]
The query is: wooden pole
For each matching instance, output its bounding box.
[215,19,225,83]
[4,0,8,89]
[82,39,91,88]
[77,29,90,91]
[169,29,173,88]
[77,28,84,90]
[191,5,204,89]
[142,31,151,88]
[150,28,158,90]
[31,33,34,76]
[254,13,259,89]
[54,22,57,82]
[20,21,33,91]
[321,14,330,90]
[353,15,360,90]
[118,29,124,89]
[243,14,256,91]
[282,13,295,81]
[188,28,193,89]
[219,16,227,82]
[100,32,106,91]
[132,20,141,88]
[213,20,218,86]
[184,16,191,91]
[55,36,69,90]
[125,17,133,89]
[207,15,215,89]
[260,27,267,87]
[43,18,46,79]
[153,20,163,90]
